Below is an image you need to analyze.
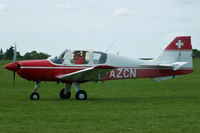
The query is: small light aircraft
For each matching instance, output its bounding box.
[5,36,193,100]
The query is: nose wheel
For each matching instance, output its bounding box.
[30,81,40,101]
[30,92,40,100]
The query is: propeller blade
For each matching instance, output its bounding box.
[13,43,17,62]
[13,72,15,84]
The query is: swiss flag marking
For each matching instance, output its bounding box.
[176,40,183,49]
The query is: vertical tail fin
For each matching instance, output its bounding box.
[155,36,193,69]
[149,36,193,82]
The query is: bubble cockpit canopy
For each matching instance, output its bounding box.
[49,49,108,65]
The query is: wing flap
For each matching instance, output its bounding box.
[58,65,115,82]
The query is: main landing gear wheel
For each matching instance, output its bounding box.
[59,88,71,99]
[75,90,87,100]
[30,92,40,100]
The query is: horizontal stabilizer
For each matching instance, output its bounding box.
[140,62,188,71]
[159,62,188,71]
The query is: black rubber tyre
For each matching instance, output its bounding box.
[30,92,40,100]
[75,90,87,100]
[59,88,71,99]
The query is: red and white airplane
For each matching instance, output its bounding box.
[5,36,193,100]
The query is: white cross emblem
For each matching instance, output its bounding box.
[176,40,184,49]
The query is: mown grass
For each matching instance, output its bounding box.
[0,59,200,133]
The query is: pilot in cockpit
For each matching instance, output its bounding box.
[73,51,85,64]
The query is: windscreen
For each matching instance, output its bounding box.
[50,49,69,64]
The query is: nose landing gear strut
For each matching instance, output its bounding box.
[30,81,40,100]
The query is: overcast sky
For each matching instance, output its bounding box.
[0,0,199,58]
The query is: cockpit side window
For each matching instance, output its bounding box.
[70,51,90,65]
[93,52,107,64]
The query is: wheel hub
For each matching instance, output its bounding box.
[33,94,38,100]
[79,94,85,99]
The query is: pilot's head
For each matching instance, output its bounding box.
[74,51,81,56]
[74,51,81,59]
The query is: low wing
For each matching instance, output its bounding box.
[58,65,115,82]
[140,61,188,71]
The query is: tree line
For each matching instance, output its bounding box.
[0,46,200,60]
[192,49,200,58]
[0,46,51,60]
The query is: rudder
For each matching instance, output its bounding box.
[155,36,193,69]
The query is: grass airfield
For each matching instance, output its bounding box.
[0,59,200,133]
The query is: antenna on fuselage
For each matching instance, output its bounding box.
[105,39,117,52]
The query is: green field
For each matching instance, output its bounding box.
[0,59,200,133]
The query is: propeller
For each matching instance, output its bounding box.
[4,43,21,84]
[13,43,17,84]
[13,43,17,62]
[13,70,16,83]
